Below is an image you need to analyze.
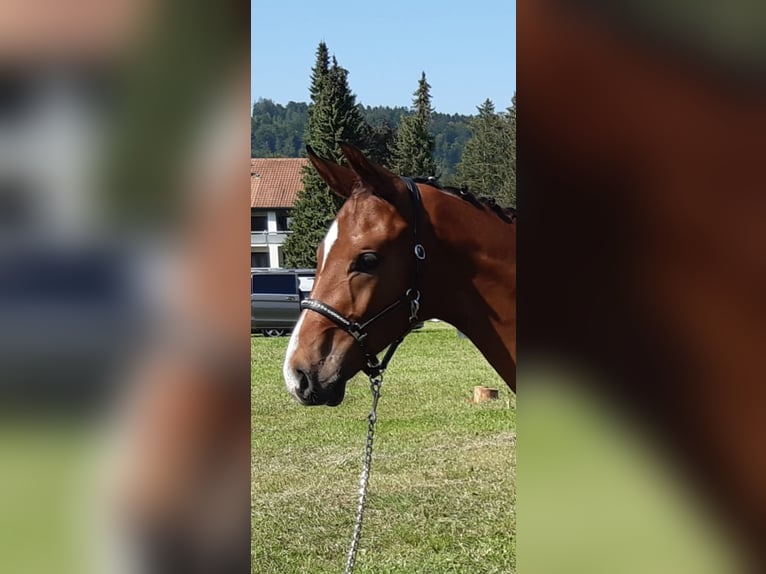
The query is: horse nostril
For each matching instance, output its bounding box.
[296,369,310,397]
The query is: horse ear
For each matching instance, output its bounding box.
[339,142,399,202]
[306,145,358,199]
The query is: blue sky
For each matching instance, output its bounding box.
[251,0,516,116]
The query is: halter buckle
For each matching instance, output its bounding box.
[365,354,382,377]
[348,323,367,343]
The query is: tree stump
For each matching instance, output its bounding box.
[473,385,499,403]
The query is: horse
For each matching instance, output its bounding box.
[283,142,515,406]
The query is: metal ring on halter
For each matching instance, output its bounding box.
[405,289,421,323]
[414,243,426,260]
[409,299,420,323]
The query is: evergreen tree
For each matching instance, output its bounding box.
[391,72,436,176]
[498,92,516,206]
[366,121,397,167]
[308,42,330,102]
[283,45,370,268]
[321,57,371,160]
[456,98,515,207]
[281,185,339,269]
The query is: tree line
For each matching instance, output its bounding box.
[259,41,515,268]
[251,99,471,179]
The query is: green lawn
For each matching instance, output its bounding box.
[251,321,515,573]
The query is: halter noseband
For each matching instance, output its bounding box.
[300,177,426,377]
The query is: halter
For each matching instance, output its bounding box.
[300,177,427,378]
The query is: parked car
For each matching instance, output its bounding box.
[251,269,314,336]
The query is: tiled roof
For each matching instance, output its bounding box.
[251,158,308,209]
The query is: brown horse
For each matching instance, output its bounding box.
[283,143,515,406]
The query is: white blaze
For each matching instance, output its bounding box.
[284,220,338,397]
[283,311,307,397]
[321,220,339,272]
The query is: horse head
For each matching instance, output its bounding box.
[283,143,424,406]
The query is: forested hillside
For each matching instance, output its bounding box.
[251,98,472,177]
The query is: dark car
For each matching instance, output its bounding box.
[251,269,314,336]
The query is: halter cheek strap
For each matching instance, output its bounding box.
[300,177,426,377]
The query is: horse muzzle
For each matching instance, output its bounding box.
[283,312,363,406]
[286,364,348,406]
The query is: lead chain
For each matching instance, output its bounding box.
[343,374,383,574]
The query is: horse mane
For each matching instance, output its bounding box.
[412,176,517,224]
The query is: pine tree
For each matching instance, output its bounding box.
[283,44,371,268]
[456,98,515,207]
[498,92,516,206]
[280,184,339,268]
[322,57,371,160]
[308,42,329,102]
[391,72,436,177]
[366,121,396,167]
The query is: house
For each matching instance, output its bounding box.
[250,157,308,268]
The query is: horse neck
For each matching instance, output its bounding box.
[418,186,517,387]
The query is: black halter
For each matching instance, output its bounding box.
[300,177,427,377]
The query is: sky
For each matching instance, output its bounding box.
[251,0,516,116]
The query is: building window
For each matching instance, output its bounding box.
[251,251,269,268]
[251,213,267,232]
[276,210,290,231]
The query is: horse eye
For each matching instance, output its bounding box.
[354,252,380,274]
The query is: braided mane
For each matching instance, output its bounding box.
[412,177,516,224]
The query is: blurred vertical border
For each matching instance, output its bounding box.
[518,0,766,572]
[0,1,250,573]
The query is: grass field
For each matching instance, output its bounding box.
[251,321,515,573]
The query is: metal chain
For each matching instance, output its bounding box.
[344,373,383,574]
